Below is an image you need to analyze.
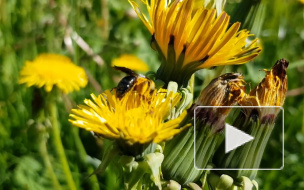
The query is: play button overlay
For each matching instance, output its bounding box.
[225,124,254,153]
[193,106,284,171]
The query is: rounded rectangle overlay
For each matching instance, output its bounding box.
[193,106,284,171]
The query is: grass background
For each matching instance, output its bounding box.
[0,0,304,189]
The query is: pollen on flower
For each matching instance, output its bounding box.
[19,53,88,94]
[69,79,188,146]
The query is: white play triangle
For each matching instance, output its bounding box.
[225,123,254,154]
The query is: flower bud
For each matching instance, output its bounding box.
[189,73,246,133]
[214,59,288,180]
[162,73,246,185]
[240,58,288,123]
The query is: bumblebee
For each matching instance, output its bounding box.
[114,66,155,98]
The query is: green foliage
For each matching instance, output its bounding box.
[0,0,304,189]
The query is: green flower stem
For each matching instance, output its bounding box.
[154,37,192,88]
[156,62,174,86]
[162,116,223,185]
[214,118,276,179]
[39,132,62,190]
[194,126,222,168]
[156,63,193,88]
[88,143,119,178]
[36,107,61,189]
[163,127,198,182]
[72,127,100,190]
[48,100,77,190]
[119,152,164,190]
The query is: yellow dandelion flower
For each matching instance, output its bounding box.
[129,0,261,85]
[112,54,149,72]
[19,53,88,94]
[69,80,188,147]
[299,0,304,4]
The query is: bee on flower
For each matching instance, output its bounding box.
[69,75,189,157]
[68,64,192,189]
[113,66,155,99]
